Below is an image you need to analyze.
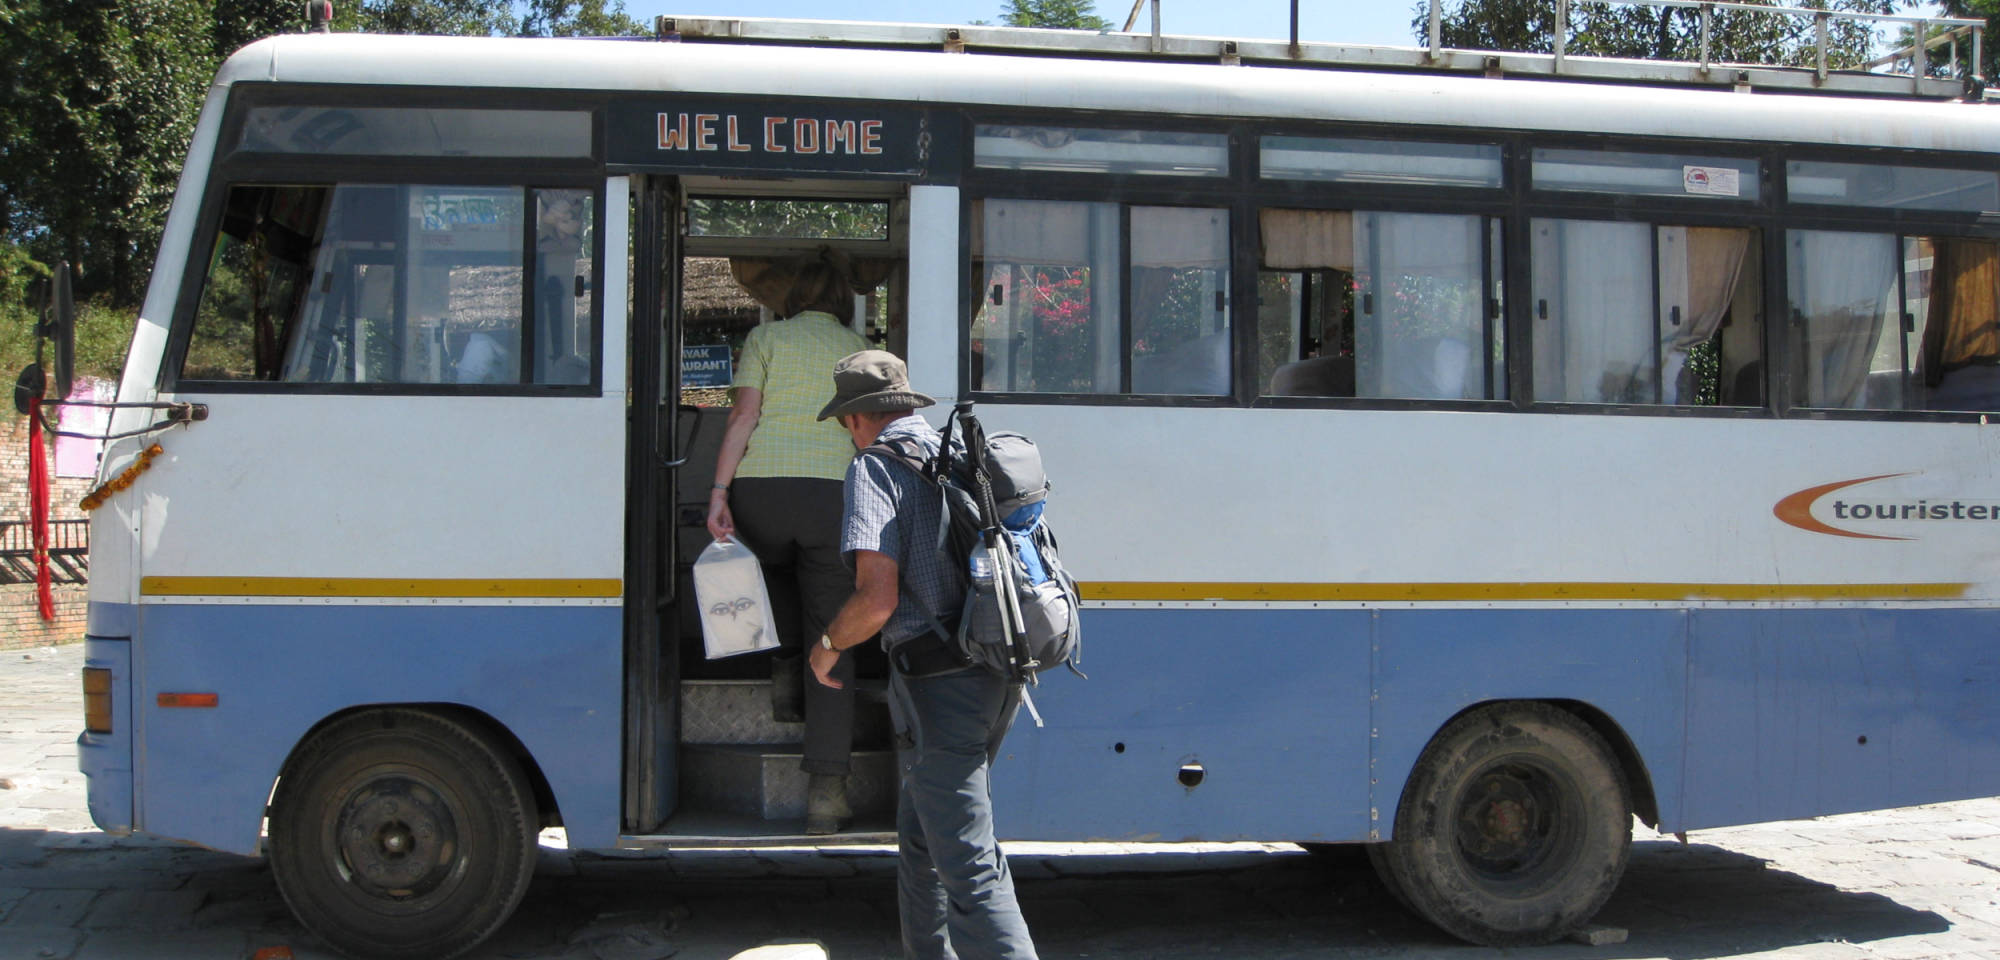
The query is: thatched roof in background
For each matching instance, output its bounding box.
[683,257,760,318]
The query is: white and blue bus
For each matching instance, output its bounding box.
[57,11,2000,959]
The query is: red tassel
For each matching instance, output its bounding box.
[27,396,54,621]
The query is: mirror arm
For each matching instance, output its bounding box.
[34,399,208,441]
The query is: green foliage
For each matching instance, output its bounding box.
[518,0,647,37]
[2,0,213,305]
[688,199,889,240]
[212,0,302,57]
[0,244,136,397]
[0,243,50,307]
[1884,0,1994,82]
[331,0,516,35]
[1001,0,1110,30]
[1416,0,1892,67]
[1,0,634,386]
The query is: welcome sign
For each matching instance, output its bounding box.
[607,100,948,178]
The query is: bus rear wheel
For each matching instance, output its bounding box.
[1374,702,1630,946]
[268,708,538,960]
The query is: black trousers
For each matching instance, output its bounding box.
[729,476,856,775]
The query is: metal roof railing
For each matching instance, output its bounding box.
[661,0,1990,101]
[1440,0,1986,91]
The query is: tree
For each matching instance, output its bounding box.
[212,0,302,58]
[0,0,631,315]
[1415,0,1892,69]
[1,0,212,304]
[1885,0,1995,83]
[331,0,516,35]
[518,0,647,37]
[1001,0,1109,30]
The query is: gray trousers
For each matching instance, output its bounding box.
[887,665,1037,960]
[730,477,855,775]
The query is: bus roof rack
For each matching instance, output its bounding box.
[657,0,1988,102]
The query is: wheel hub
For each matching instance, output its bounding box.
[1455,763,1560,878]
[336,780,459,898]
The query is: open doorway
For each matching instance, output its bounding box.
[662,178,910,838]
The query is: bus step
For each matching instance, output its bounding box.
[680,743,897,822]
[681,678,892,747]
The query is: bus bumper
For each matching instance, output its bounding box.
[79,635,134,836]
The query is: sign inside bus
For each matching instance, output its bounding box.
[607,102,940,177]
[1774,472,2000,541]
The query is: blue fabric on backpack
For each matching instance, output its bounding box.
[1002,503,1049,584]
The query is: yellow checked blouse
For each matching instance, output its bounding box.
[731,311,871,481]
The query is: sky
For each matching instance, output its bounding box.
[629,1,1428,48]
[627,0,1958,54]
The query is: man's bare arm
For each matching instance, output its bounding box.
[809,549,898,689]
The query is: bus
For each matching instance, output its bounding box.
[56,10,2000,959]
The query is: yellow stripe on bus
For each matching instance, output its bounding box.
[140,577,623,599]
[1079,581,1972,602]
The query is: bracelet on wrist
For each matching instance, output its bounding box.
[711,483,729,492]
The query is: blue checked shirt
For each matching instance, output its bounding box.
[842,414,963,649]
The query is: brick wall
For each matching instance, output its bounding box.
[0,414,98,649]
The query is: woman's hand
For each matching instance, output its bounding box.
[706,488,734,541]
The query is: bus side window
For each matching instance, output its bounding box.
[183,185,327,381]
[1259,207,1502,401]
[1911,237,2000,412]
[1533,220,1761,407]
[1790,230,2000,414]
[181,183,596,389]
[969,198,1121,395]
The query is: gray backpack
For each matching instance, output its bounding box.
[863,403,1084,690]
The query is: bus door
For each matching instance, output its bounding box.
[626,173,681,833]
[649,177,912,837]
[135,175,631,853]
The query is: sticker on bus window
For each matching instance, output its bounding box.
[1683,165,1741,197]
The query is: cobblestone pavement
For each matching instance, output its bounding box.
[3,642,1999,960]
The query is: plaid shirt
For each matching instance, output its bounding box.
[842,414,963,649]
[732,311,870,481]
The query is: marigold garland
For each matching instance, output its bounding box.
[80,443,165,512]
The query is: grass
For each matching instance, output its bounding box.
[0,297,138,416]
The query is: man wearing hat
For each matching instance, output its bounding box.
[808,350,1039,960]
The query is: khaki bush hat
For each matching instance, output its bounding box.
[816,350,936,421]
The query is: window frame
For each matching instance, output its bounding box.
[164,85,609,397]
[958,110,2000,423]
[1769,143,2000,422]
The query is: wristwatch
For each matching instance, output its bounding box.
[819,634,835,651]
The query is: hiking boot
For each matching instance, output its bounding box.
[805,773,851,835]
[771,655,804,724]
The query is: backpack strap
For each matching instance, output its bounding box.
[858,437,954,560]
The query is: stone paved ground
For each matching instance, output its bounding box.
[3,641,1999,960]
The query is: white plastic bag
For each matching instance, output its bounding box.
[692,536,779,660]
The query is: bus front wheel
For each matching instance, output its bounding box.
[1374,702,1630,946]
[268,708,539,960]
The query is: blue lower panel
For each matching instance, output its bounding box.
[1372,609,1690,836]
[136,603,623,854]
[1684,608,2000,830]
[989,609,1374,843]
[1011,606,1999,844]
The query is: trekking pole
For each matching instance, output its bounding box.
[958,406,1037,681]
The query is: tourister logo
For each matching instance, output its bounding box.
[1774,473,2000,541]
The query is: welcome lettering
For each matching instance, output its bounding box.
[656,112,885,156]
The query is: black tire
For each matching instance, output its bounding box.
[1364,841,1416,913]
[1377,702,1630,946]
[268,708,539,960]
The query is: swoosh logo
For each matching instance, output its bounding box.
[1773,474,1915,541]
